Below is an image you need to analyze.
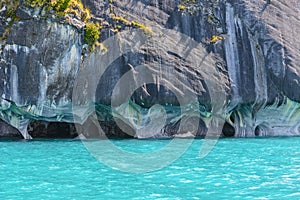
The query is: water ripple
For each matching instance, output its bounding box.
[0,138,300,199]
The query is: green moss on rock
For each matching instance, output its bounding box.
[84,22,101,50]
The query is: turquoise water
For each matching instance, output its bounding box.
[1,138,300,199]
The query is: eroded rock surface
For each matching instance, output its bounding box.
[0,0,300,138]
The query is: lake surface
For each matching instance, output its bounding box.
[1,137,300,199]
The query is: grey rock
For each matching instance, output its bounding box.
[0,120,21,138]
[16,8,32,20]
[0,0,300,138]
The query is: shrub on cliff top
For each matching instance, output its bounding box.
[25,0,49,7]
[52,0,71,12]
[3,0,99,50]
[84,22,100,49]
[25,0,90,22]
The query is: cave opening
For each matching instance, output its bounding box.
[254,125,261,136]
[28,121,78,138]
[222,122,235,137]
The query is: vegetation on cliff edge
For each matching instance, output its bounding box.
[0,0,99,49]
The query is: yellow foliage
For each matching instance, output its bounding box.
[178,0,199,14]
[131,21,152,35]
[210,35,224,44]
[112,15,131,25]
[178,4,186,11]
[110,16,152,35]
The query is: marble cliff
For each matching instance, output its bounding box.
[0,0,300,139]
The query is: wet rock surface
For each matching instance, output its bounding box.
[0,119,22,138]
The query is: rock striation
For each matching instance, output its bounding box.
[0,0,300,138]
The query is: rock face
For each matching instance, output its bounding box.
[0,0,300,138]
[0,120,21,138]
